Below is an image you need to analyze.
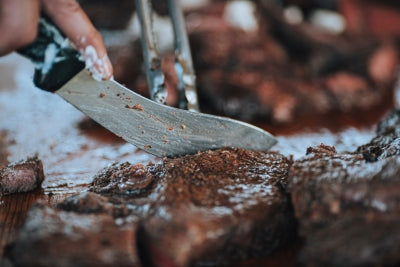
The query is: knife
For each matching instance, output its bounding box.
[18,17,277,157]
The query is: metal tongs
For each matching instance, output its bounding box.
[136,0,199,112]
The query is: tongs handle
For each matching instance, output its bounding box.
[168,0,199,111]
[17,16,85,92]
[136,0,167,104]
[136,0,199,111]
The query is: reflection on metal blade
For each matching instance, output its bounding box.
[57,70,277,157]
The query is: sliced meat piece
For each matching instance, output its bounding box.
[357,109,400,161]
[134,149,295,266]
[0,156,44,194]
[91,148,297,266]
[8,201,140,267]
[288,139,400,265]
[8,148,297,267]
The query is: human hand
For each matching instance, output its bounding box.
[0,0,113,80]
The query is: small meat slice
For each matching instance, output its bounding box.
[90,147,297,266]
[288,142,400,266]
[8,148,296,267]
[0,156,45,194]
[8,200,140,267]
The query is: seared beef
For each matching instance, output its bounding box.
[131,149,296,266]
[298,214,400,267]
[289,144,400,230]
[79,0,135,29]
[339,0,400,38]
[0,130,10,168]
[9,110,400,266]
[91,148,297,266]
[288,110,400,266]
[8,148,296,266]
[8,199,140,267]
[357,109,400,161]
[0,156,44,195]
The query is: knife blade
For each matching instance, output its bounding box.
[57,70,276,157]
[18,16,277,157]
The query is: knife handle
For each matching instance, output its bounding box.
[17,16,85,92]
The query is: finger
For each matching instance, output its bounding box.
[41,0,113,80]
[0,0,39,56]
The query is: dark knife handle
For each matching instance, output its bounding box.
[17,16,85,92]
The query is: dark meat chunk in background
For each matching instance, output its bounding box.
[289,144,400,232]
[7,148,297,267]
[288,110,400,266]
[105,41,145,94]
[79,0,135,29]
[289,145,364,233]
[188,2,398,127]
[0,156,44,194]
[80,0,176,28]
[298,214,400,267]
[339,0,400,38]
[357,109,400,161]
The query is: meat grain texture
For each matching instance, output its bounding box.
[0,156,45,194]
[288,109,400,266]
[8,148,297,267]
[8,111,400,266]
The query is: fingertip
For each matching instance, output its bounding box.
[101,54,114,80]
[42,0,113,79]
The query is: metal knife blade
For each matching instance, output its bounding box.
[57,70,277,157]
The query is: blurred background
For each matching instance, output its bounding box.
[79,0,400,131]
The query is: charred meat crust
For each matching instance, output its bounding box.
[0,156,45,195]
[288,109,400,266]
[9,148,297,266]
